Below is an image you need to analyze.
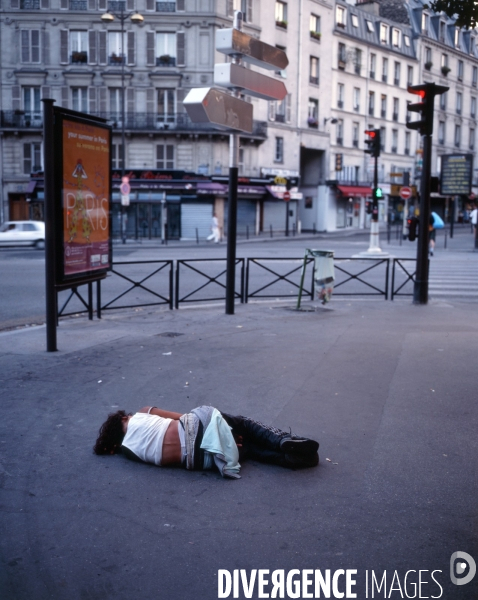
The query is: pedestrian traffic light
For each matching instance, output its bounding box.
[407,216,419,241]
[364,129,381,157]
[406,83,449,136]
[366,201,373,214]
[374,187,383,200]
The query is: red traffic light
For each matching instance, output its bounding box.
[365,130,376,138]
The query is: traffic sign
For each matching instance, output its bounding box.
[283,191,291,202]
[214,63,287,101]
[120,178,131,196]
[183,87,253,133]
[215,28,288,71]
[400,186,412,200]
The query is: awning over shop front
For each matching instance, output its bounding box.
[26,181,37,194]
[337,185,372,198]
[196,182,228,195]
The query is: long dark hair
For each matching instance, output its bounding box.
[93,410,130,455]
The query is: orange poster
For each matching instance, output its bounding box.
[62,118,111,277]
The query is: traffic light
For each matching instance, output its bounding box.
[335,153,343,171]
[374,187,383,200]
[407,216,419,241]
[364,129,381,157]
[406,83,449,136]
[366,201,373,214]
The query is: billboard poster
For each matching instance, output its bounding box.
[61,117,111,278]
[440,154,473,196]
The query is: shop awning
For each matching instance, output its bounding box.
[26,181,37,194]
[337,185,372,198]
[197,182,228,195]
[238,185,266,196]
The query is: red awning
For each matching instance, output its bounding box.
[337,185,372,198]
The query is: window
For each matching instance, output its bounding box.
[308,98,318,126]
[111,144,123,170]
[353,88,360,112]
[310,14,321,40]
[352,122,359,147]
[156,144,174,169]
[275,44,287,77]
[23,142,42,174]
[393,97,399,121]
[380,23,389,44]
[458,60,464,81]
[336,119,343,145]
[471,97,476,119]
[370,53,376,79]
[109,88,122,115]
[404,35,410,47]
[394,62,400,86]
[336,5,346,27]
[382,58,388,83]
[470,128,475,150]
[23,86,41,121]
[351,14,359,28]
[309,56,319,85]
[439,21,446,43]
[108,31,125,65]
[72,87,88,112]
[274,137,284,162]
[156,33,176,66]
[275,95,289,122]
[337,83,344,109]
[473,66,478,87]
[338,43,346,68]
[438,121,445,145]
[366,20,374,33]
[405,131,410,155]
[381,94,387,118]
[441,53,448,68]
[440,92,447,110]
[157,89,175,124]
[454,124,461,147]
[391,129,398,153]
[70,31,87,64]
[407,65,413,86]
[368,91,375,116]
[456,92,462,115]
[455,28,460,47]
[425,47,432,68]
[275,1,287,28]
[380,126,386,151]
[21,30,40,63]
[355,49,362,75]
[422,12,429,34]
[392,28,401,47]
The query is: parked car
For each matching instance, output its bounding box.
[0,221,45,249]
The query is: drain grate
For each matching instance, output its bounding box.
[156,332,184,338]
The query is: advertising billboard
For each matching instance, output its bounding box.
[440,154,473,196]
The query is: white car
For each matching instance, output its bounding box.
[0,220,45,249]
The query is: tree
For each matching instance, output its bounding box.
[425,1,478,29]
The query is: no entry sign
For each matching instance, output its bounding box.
[400,186,412,200]
[283,191,291,202]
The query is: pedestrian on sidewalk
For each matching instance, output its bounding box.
[207,213,220,243]
[429,214,436,256]
[94,406,319,478]
[471,204,478,235]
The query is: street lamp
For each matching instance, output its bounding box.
[101,7,144,243]
[324,117,338,125]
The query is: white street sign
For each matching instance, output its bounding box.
[214,63,287,101]
[216,28,288,71]
[183,87,253,133]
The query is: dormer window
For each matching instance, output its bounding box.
[336,6,346,27]
[380,23,389,44]
[351,14,359,28]
[392,28,401,48]
[404,35,410,47]
[421,13,429,35]
[455,28,460,47]
[366,20,374,33]
[439,21,446,42]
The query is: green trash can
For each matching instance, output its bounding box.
[311,250,335,304]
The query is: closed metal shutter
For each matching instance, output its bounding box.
[181,202,213,239]
[263,201,285,232]
[237,200,256,235]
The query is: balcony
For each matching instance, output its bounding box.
[337,100,344,109]
[275,114,286,123]
[382,74,388,83]
[368,108,374,116]
[157,1,176,10]
[109,54,125,65]
[0,111,43,128]
[156,55,176,67]
[381,109,386,118]
[355,65,361,75]
[391,146,397,153]
[405,148,410,155]
[336,137,343,145]
[20,0,40,7]
[394,78,399,86]
[370,71,375,79]
[71,51,88,64]
[353,140,358,147]
[393,112,398,121]
[70,0,87,8]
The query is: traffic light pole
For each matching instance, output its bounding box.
[368,153,381,251]
[414,133,432,304]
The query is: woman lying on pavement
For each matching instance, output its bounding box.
[94,405,319,479]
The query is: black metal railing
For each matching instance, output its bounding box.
[175,259,244,308]
[245,258,315,303]
[391,258,418,300]
[70,0,87,9]
[157,1,176,10]
[332,257,389,299]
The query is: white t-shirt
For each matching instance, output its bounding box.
[122,413,172,465]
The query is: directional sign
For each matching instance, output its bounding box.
[183,87,253,133]
[400,186,412,200]
[216,28,288,71]
[214,63,287,101]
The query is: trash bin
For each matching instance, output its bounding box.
[312,250,335,304]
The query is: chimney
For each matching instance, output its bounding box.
[356,0,380,16]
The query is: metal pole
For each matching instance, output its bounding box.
[120,7,126,244]
[450,196,455,238]
[43,98,57,352]
[414,133,432,304]
[285,204,289,236]
[225,137,239,315]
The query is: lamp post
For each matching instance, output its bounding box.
[101,6,144,244]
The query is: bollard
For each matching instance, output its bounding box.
[387,222,391,244]
[196,228,199,244]
[293,223,296,236]
[246,225,249,240]
[270,224,273,238]
[444,227,447,249]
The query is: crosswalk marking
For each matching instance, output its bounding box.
[428,257,478,299]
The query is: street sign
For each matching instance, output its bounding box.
[183,87,253,133]
[215,28,288,71]
[283,191,291,202]
[120,177,131,196]
[214,63,287,101]
[400,186,412,200]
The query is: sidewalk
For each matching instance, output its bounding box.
[0,299,476,599]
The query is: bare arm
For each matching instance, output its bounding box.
[138,406,184,420]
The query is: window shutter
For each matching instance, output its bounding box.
[177,31,185,66]
[88,0,96,8]
[60,0,68,8]
[176,0,185,10]
[226,0,233,17]
[11,0,20,7]
[98,0,107,9]
[60,30,69,64]
[42,31,50,64]
[12,85,21,111]
[286,94,291,122]
[61,87,69,108]
[98,86,107,113]
[126,0,134,9]
[176,88,186,114]
[98,31,107,65]
[146,31,155,66]
[127,88,135,114]
[146,0,154,10]
[21,31,30,63]
[127,31,135,65]
[41,0,49,7]
[268,101,276,121]
[89,87,97,113]
[146,88,155,114]
[31,30,40,63]
[88,31,97,64]
[41,86,51,100]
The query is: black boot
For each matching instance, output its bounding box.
[280,434,319,456]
